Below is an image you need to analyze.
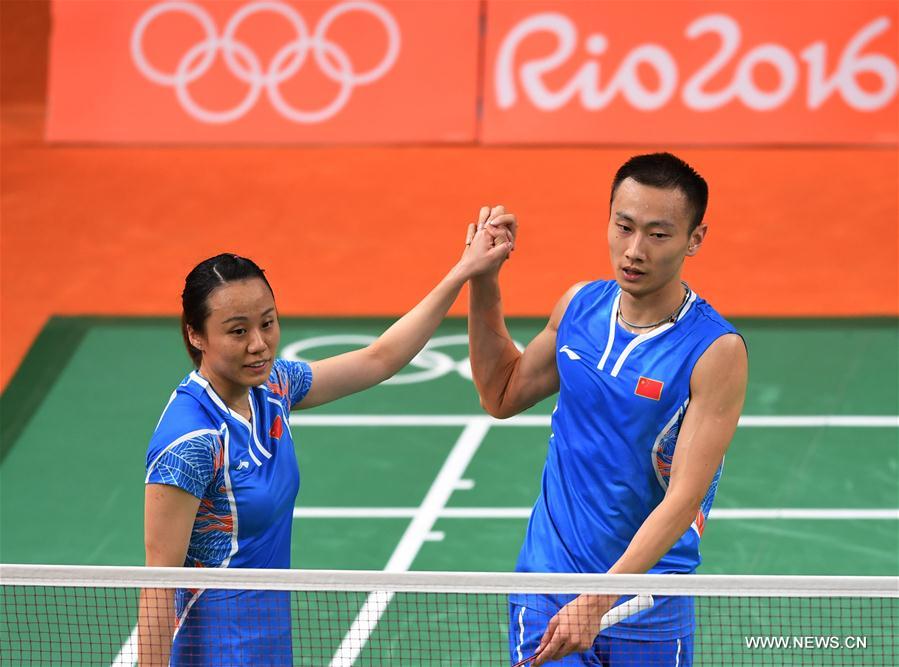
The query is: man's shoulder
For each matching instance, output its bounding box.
[576,279,618,299]
[554,279,617,327]
[558,279,617,316]
[689,295,739,336]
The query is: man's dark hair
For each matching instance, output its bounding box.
[181,253,274,367]
[610,153,709,232]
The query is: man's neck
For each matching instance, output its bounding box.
[618,279,687,328]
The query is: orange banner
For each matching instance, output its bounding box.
[481,0,899,144]
[46,0,480,142]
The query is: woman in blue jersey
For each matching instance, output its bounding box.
[468,153,748,666]
[138,222,513,666]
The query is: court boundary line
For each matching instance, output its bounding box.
[108,412,899,665]
[290,414,899,427]
[293,507,899,520]
[327,419,492,667]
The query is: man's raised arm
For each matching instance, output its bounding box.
[467,206,585,418]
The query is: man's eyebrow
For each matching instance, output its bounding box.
[615,212,675,228]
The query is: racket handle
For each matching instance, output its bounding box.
[599,594,655,631]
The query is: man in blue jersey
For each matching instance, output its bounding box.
[468,153,748,666]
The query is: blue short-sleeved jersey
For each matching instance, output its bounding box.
[512,281,740,641]
[145,359,312,664]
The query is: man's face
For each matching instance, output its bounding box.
[607,178,706,297]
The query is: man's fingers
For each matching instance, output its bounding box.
[487,213,517,249]
[477,206,491,230]
[486,213,516,229]
[533,631,567,666]
[486,241,512,263]
[489,205,506,221]
[483,225,513,245]
[465,222,475,245]
[536,615,557,654]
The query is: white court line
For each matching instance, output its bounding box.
[294,507,899,520]
[290,414,899,428]
[110,624,138,666]
[111,412,898,664]
[708,508,899,520]
[327,418,492,667]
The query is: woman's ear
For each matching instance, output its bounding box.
[186,325,205,353]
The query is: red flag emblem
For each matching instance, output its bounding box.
[635,376,664,401]
[269,415,283,440]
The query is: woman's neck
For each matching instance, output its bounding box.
[198,367,251,419]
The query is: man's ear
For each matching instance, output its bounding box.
[687,223,708,257]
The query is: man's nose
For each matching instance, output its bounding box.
[624,233,646,261]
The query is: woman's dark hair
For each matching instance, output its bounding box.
[181,254,274,367]
[610,152,709,232]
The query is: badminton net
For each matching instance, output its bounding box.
[1,564,896,665]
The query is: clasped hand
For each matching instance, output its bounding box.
[458,205,518,279]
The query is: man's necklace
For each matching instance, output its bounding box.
[617,282,690,330]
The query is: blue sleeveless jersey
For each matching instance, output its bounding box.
[145,359,312,665]
[513,280,739,641]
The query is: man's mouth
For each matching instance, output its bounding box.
[621,266,645,280]
[245,360,269,369]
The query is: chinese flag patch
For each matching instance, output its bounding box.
[635,376,664,401]
[269,415,284,439]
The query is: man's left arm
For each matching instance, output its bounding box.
[532,333,748,665]
[610,332,748,574]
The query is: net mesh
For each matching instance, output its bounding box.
[1,566,896,666]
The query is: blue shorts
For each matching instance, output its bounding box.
[171,589,292,666]
[509,603,693,666]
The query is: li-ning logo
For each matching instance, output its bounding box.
[130,1,401,124]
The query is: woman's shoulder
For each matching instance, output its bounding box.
[149,375,221,451]
[265,359,313,407]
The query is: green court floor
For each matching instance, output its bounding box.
[1,316,897,571]
[0,317,897,664]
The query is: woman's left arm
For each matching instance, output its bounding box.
[298,222,513,409]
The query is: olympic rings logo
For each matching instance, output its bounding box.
[130,1,401,124]
[281,335,525,385]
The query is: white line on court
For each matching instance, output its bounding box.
[110,624,139,666]
[327,418,493,667]
[707,508,899,520]
[290,414,899,428]
[294,507,899,520]
[109,412,898,665]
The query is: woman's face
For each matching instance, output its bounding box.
[188,278,280,395]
